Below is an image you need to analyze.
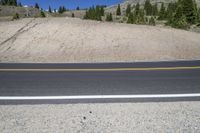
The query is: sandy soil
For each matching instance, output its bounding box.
[0,17,200,63]
[1,102,200,132]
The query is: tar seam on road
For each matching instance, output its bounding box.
[0,66,200,72]
[1,94,200,100]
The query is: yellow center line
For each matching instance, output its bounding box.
[0,66,200,72]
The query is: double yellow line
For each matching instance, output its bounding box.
[0,66,200,72]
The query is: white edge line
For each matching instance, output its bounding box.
[0,94,200,100]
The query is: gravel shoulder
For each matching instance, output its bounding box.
[0,17,200,63]
[1,102,200,132]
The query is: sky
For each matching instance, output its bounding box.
[19,0,122,10]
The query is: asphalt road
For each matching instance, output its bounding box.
[0,60,200,104]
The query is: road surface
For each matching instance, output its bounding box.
[0,60,200,104]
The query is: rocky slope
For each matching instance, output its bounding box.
[106,0,200,15]
[0,17,200,63]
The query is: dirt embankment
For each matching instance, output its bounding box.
[0,17,200,63]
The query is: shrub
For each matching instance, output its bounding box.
[149,17,156,26]
[171,15,189,29]
[40,11,46,17]
[116,4,121,16]
[72,13,75,18]
[106,13,113,22]
[13,13,19,20]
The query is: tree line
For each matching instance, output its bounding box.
[0,0,22,6]
[84,5,105,21]
[125,0,200,29]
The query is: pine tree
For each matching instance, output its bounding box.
[126,4,131,16]
[35,3,39,9]
[181,0,197,24]
[174,5,183,20]
[116,4,121,16]
[135,3,140,16]
[58,6,63,14]
[76,6,80,10]
[84,6,104,21]
[158,3,166,20]
[197,8,200,26]
[18,2,22,7]
[166,2,177,20]
[170,5,188,29]
[49,6,52,13]
[106,13,113,22]
[197,8,200,22]
[152,3,158,16]
[100,6,104,16]
[137,9,145,24]
[54,9,57,13]
[127,12,134,24]
[95,5,102,21]
[58,6,66,14]
[62,6,66,12]
[14,0,17,6]
[1,0,17,6]
[144,0,152,16]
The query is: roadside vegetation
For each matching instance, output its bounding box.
[12,13,19,20]
[0,0,18,6]
[126,0,200,29]
[84,5,105,21]
[82,0,200,30]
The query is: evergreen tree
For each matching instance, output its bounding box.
[95,5,102,21]
[158,3,166,20]
[126,4,131,16]
[197,8,200,21]
[144,0,152,16]
[152,3,158,16]
[54,9,57,13]
[35,3,39,9]
[116,4,121,15]
[127,12,135,24]
[137,9,145,24]
[84,5,104,21]
[1,0,17,6]
[169,5,188,29]
[106,13,113,22]
[62,6,66,12]
[174,5,183,20]
[135,3,140,16]
[197,8,200,26]
[166,2,177,20]
[58,6,63,14]
[13,0,17,6]
[58,6,66,14]
[49,6,52,13]
[100,6,104,16]
[181,0,197,24]
[76,6,80,10]
[18,2,22,7]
